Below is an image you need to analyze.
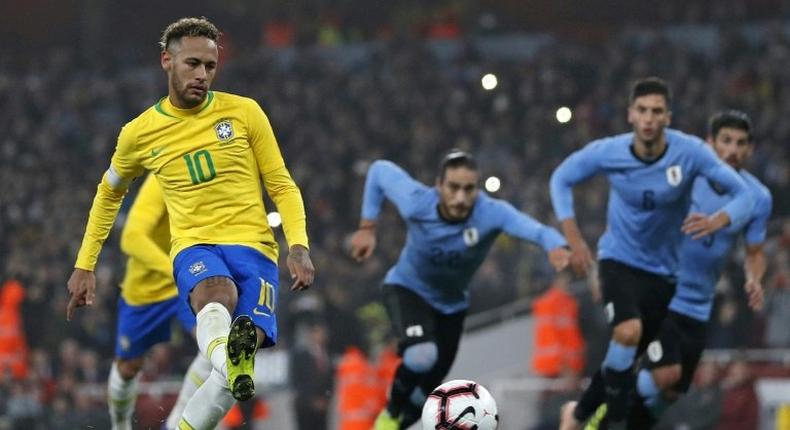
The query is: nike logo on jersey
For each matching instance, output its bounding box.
[151,147,164,157]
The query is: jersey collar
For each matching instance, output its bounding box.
[629,140,669,165]
[155,91,215,119]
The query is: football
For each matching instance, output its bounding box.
[421,379,499,430]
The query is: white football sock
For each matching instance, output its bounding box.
[196,302,232,378]
[178,369,236,430]
[108,361,140,430]
[165,353,213,429]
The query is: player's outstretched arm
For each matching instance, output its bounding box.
[351,160,426,263]
[495,199,572,273]
[261,166,313,291]
[68,122,142,319]
[68,169,133,319]
[247,98,310,249]
[549,141,606,277]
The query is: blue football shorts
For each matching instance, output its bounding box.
[173,244,279,348]
[115,294,196,359]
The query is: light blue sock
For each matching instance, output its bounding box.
[602,340,636,371]
[636,369,660,407]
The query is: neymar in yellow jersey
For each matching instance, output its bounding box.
[66,17,315,430]
[107,174,212,430]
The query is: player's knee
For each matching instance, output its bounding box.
[613,319,642,345]
[651,365,681,391]
[402,341,438,374]
[190,276,237,311]
[116,357,144,380]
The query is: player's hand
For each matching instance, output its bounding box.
[548,247,571,272]
[567,240,594,278]
[744,280,764,312]
[66,268,96,321]
[287,245,314,291]
[350,227,376,262]
[682,211,729,240]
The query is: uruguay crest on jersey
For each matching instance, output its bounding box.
[666,165,682,186]
[463,227,479,246]
[215,119,234,142]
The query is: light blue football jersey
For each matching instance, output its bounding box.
[362,160,567,314]
[670,170,772,321]
[550,129,752,277]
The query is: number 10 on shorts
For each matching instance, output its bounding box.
[257,278,275,312]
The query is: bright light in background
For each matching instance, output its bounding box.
[267,212,282,228]
[556,106,572,123]
[485,176,501,193]
[481,73,498,90]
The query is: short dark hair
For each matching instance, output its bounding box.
[159,17,221,50]
[630,77,672,106]
[438,150,477,181]
[709,110,753,142]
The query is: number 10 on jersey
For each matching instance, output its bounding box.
[183,150,217,184]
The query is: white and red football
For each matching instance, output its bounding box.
[421,379,499,430]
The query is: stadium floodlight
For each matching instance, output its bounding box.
[485,176,501,193]
[556,107,572,123]
[481,73,498,91]
[267,211,282,228]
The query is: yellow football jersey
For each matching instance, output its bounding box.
[120,174,176,305]
[75,91,308,271]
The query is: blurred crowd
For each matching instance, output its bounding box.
[1,10,789,429]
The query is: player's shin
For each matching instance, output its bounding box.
[636,369,660,410]
[386,364,424,418]
[398,387,429,428]
[165,354,212,429]
[179,369,236,430]
[196,302,232,377]
[602,340,637,424]
[574,370,606,422]
[634,369,671,419]
[108,362,140,430]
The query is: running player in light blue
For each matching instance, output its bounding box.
[628,110,771,427]
[552,78,754,430]
[350,151,571,430]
